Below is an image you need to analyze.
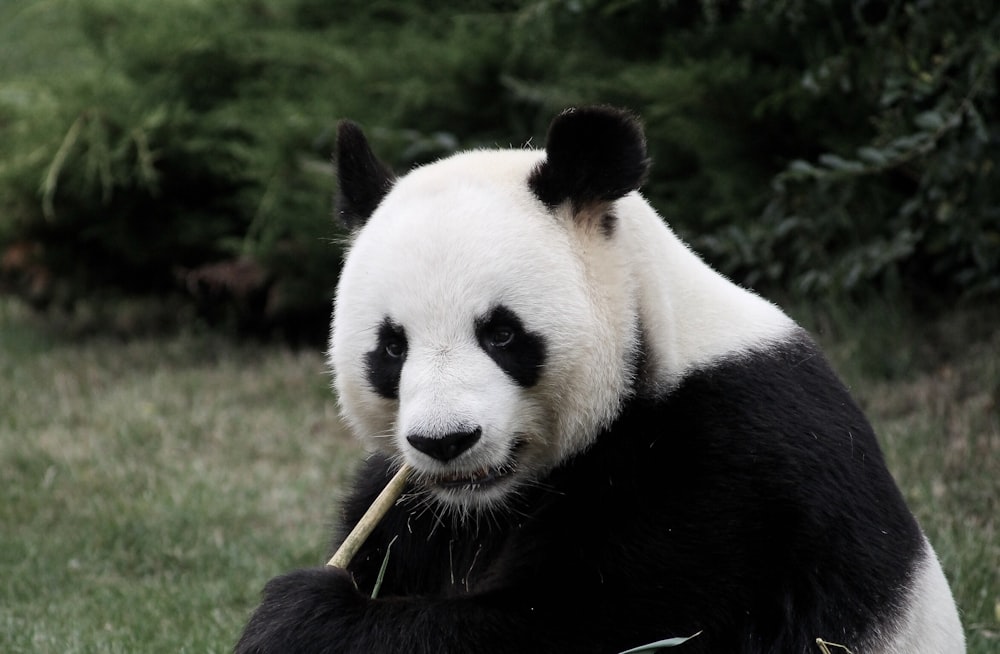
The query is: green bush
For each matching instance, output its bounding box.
[501,0,1000,300]
[711,0,1000,299]
[1,0,368,339]
[1,0,997,341]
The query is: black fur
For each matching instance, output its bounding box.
[335,121,396,229]
[365,318,406,400]
[235,336,922,654]
[475,305,547,388]
[529,106,650,214]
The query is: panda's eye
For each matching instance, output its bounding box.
[488,326,515,348]
[384,339,406,359]
[475,305,545,387]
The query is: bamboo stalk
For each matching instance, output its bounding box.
[326,464,411,569]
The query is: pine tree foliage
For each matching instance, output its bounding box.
[1,0,996,339]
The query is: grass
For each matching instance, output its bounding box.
[0,299,361,653]
[1,297,998,652]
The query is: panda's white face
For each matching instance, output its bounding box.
[329,149,639,513]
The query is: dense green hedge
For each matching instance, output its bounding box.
[1,0,997,340]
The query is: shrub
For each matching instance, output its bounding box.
[1,0,996,341]
[1,0,355,340]
[709,0,1000,299]
[501,0,1000,300]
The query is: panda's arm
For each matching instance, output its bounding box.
[233,565,578,654]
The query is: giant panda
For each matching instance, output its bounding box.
[235,107,965,653]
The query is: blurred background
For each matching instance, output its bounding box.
[2,0,997,340]
[1,1,997,652]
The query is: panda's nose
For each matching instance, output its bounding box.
[407,427,482,462]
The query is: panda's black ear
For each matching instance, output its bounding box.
[528,106,649,214]
[335,121,396,230]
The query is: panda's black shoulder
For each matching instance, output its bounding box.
[548,334,925,644]
[587,333,920,537]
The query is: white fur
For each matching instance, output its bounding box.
[329,147,794,509]
[614,193,797,393]
[874,537,966,653]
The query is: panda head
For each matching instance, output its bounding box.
[329,108,650,513]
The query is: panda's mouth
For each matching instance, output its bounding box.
[434,463,515,490]
[430,439,525,492]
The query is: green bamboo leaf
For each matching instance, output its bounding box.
[370,535,398,599]
[618,631,702,653]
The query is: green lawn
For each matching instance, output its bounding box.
[0,299,362,653]
[1,298,997,653]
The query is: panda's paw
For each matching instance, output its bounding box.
[261,565,365,615]
[235,566,366,653]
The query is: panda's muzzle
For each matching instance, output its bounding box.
[426,438,526,492]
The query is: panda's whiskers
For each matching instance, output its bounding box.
[368,426,395,441]
[523,476,564,499]
[463,544,483,592]
[399,467,451,539]
[416,496,449,541]
[481,500,514,533]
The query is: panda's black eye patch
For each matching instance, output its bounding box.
[475,305,546,388]
[366,318,406,399]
